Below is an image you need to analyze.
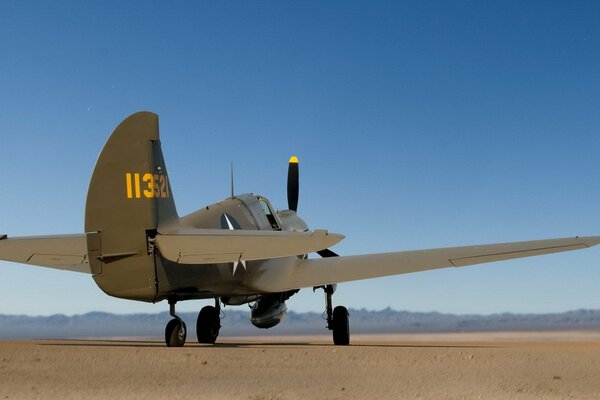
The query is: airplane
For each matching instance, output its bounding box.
[1,111,599,347]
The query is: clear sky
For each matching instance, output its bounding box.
[1,1,600,316]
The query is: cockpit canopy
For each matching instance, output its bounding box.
[179,193,308,233]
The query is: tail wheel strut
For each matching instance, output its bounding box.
[165,299,186,347]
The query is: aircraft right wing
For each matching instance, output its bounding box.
[249,236,600,292]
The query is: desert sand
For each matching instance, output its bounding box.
[1,332,600,400]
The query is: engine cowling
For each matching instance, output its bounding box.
[277,210,308,232]
[250,296,288,329]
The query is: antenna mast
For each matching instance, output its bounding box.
[230,163,234,199]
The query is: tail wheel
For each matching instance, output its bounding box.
[332,306,350,346]
[165,318,187,347]
[197,305,221,344]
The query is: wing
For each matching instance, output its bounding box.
[249,236,600,292]
[155,228,344,264]
[0,234,90,273]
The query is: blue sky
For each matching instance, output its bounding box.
[1,1,600,316]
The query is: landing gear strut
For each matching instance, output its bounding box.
[320,284,350,345]
[165,299,187,347]
[197,298,221,344]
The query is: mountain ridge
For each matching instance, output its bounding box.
[2,308,600,339]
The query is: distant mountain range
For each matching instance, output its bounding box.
[2,309,600,339]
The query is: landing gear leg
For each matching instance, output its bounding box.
[324,285,334,330]
[196,298,221,344]
[322,285,350,346]
[165,299,187,347]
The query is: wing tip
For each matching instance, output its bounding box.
[577,235,600,247]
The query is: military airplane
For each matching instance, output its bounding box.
[1,112,599,347]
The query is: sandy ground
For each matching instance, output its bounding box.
[1,332,600,400]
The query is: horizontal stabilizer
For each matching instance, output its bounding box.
[155,229,344,264]
[0,234,90,273]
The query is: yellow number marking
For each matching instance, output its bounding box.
[125,172,170,199]
[134,173,141,198]
[143,173,154,198]
[125,173,133,199]
[160,175,169,198]
[153,174,160,198]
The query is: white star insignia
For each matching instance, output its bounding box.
[233,258,247,275]
[224,214,247,275]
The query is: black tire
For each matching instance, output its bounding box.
[165,318,187,347]
[197,305,221,344]
[332,306,350,346]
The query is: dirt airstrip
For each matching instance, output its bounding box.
[1,332,600,400]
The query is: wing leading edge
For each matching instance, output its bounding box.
[0,234,90,273]
[248,236,600,292]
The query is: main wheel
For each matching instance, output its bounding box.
[165,318,187,347]
[332,305,350,345]
[197,305,221,344]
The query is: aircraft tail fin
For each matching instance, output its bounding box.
[84,112,178,300]
[85,112,179,235]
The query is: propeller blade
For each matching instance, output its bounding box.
[287,156,299,212]
[317,248,339,258]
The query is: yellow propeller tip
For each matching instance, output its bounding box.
[289,156,299,164]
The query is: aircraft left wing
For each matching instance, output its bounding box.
[249,236,600,292]
[0,234,90,273]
